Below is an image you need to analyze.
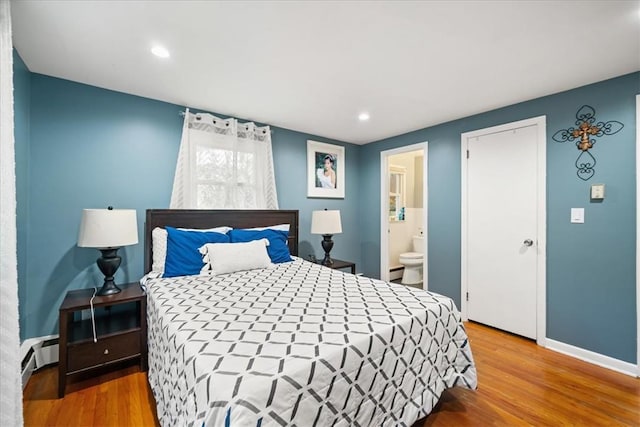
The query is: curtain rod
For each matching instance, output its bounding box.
[178,110,274,134]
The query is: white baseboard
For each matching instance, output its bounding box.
[545,338,638,377]
[20,334,60,388]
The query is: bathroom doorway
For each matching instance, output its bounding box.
[380,142,428,288]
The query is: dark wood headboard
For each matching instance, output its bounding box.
[144,209,299,273]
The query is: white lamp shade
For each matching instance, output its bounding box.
[311,210,342,235]
[78,209,139,248]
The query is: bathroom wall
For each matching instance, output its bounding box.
[414,155,424,207]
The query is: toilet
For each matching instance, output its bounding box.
[399,235,424,285]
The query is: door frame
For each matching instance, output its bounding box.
[461,116,547,346]
[380,142,428,287]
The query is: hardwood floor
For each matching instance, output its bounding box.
[23,363,159,427]
[23,322,640,426]
[418,322,639,426]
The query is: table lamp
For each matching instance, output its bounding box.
[77,207,138,296]
[311,209,342,266]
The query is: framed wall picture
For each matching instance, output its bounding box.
[307,140,345,198]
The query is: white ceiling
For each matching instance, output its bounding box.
[10,1,640,145]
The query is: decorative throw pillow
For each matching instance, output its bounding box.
[200,239,272,275]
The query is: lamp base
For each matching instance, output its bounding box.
[96,248,122,296]
[96,281,121,296]
[321,234,334,266]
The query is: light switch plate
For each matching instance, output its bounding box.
[591,183,605,200]
[571,208,584,223]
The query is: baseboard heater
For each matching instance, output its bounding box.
[388,265,405,282]
[21,336,59,389]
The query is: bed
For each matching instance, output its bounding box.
[143,209,477,426]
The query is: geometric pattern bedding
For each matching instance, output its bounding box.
[145,258,477,427]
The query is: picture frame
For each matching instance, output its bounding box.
[307,140,345,198]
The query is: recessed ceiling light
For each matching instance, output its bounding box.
[358,112,370,121]
[151,45,170,58]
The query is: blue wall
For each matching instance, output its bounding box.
[359,72,639,363]
[13,51,638,364]
[17,72,359,340]
[272,127,360,260]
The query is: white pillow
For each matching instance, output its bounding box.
[151,226,232,273]
[200,239,272,275]
[247,223,290,232]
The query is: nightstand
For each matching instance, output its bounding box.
[318,258,356,274]
[58,282,147,398]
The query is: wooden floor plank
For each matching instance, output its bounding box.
[23,322,640,426]
[419,322,640,426]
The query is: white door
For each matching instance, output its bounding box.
[462,117,546,340]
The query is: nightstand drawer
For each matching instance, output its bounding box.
[67,331,141,373]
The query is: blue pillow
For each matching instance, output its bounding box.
[228,229,292,263]
[163,227,230,278]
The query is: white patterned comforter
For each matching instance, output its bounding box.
[145,258,477,427]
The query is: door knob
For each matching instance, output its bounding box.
[523,239,534,247]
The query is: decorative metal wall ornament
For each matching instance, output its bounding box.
[552,105,624,180]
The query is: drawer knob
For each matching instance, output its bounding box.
[103,349,109,355]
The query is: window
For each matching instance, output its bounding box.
[170,112,278,209]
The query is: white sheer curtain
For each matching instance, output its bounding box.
[0,0,24,425]
[170,110,278,209]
